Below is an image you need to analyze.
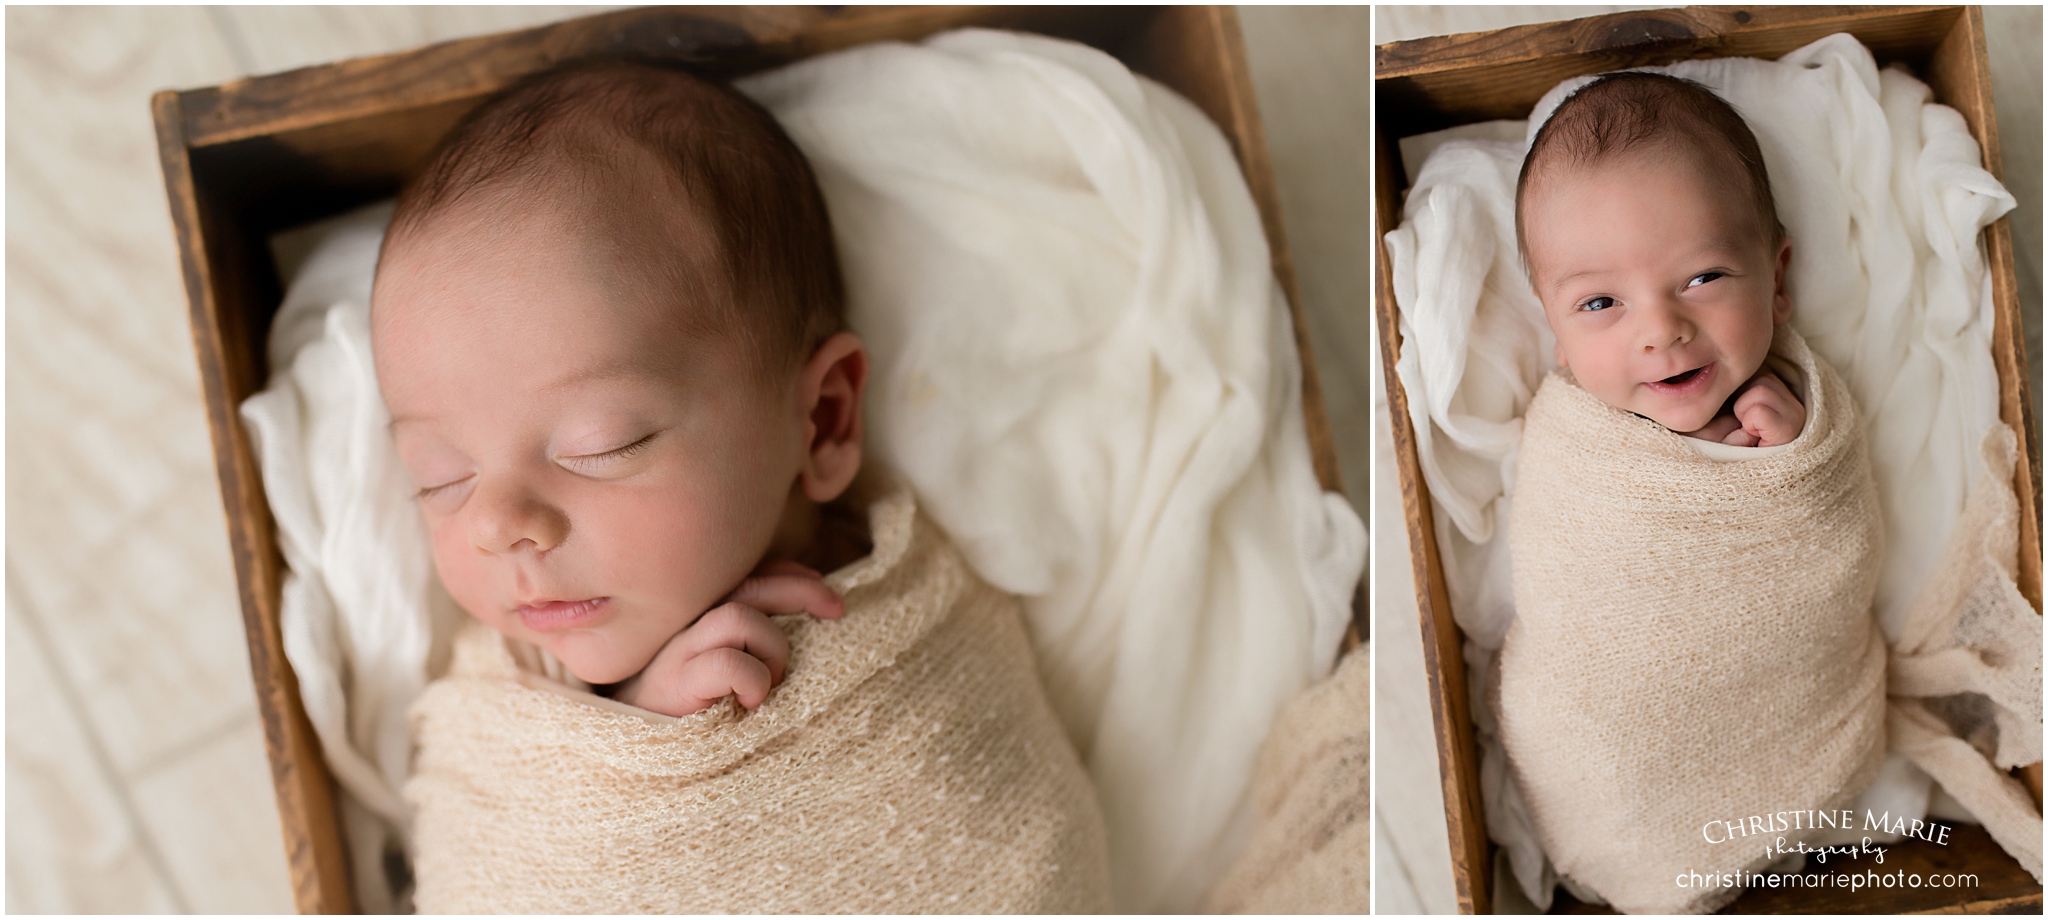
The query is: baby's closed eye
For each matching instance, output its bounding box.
[556,432,660,473]
[416,475,474,501]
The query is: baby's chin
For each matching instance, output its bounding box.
[525,623,662,686]
[1630,393,1728,438]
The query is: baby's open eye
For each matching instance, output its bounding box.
[1579,296,1617,313]
[1686,271,1725,288]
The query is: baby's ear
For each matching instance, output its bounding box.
[796,332,868,503]
[1771,237,1794,324]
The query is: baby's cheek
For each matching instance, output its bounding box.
[672,539,754,605]
[599,492,745,605]
[428,527,493,616]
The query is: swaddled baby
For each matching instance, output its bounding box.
[1499,73,1887,913]
[373,60,1108,912]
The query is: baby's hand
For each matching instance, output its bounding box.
[1724,371,1805,448]
[1688,413,1745,444]
[615,560,845,717]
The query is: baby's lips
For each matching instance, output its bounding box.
[1641,360,1716,396]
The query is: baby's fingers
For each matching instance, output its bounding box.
[727,571,846,620]
[1742,407,1795,447]
[749,559,821,580]
[677,647,775,711]
[684,603,792,684]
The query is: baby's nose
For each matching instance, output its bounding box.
[469,480,569,555]
[1635,302,1695,353]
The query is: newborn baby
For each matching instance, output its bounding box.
[376,60,1108,912]
[1499,72,1887,914]
[372,61,866,716]
[1518,72,1804,448]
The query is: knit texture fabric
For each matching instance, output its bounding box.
[1501,326,1887,914]
[1201,643,1368,913]
[405,483,1111,913]
[1888,422,2044,880]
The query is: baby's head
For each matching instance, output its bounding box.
[1516,72,1792,433]
[371,60,865,685]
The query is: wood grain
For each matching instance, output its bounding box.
[1237,5,1374,536]
[1376,6,1964,137]
[1114,6,1361,641]
[175,8,1141,147]
[1375,4,2043,914]
[1375,124,1492,916]
[168,9,1157,242]
[1926,6,2043,612]
[1124,6,1345,493]
[152,90,355,914]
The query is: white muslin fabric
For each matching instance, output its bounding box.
[739,31,1365,911]
[1384,32,2026,908]
[242,27,1363,914]
[241,201,464,914]
[1887,424,2046,877]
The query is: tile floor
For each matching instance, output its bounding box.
[1372,4,2043,913]
[4,6,1371,913]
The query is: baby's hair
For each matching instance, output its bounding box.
[384,58,845,375]
[1515,71,1783,269]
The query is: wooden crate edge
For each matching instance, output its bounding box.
[151,89,357,916]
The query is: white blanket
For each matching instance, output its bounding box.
[244,201,457,913]
[242,28,1364,914]
[1384,33,2021,907]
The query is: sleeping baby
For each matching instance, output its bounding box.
[1498,73,1888,913]
[372,60,1109,912]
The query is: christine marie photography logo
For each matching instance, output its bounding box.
[1677,808,1980,894]
[1702,808,1954,862]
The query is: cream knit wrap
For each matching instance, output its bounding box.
[1500,327,1887,914]
[405,483,1111,913]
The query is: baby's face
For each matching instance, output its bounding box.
[372,205,807,685]
[1523,148,1791,434]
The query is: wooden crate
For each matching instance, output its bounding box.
[1375,6,2042,915]
[152,6,1354,914]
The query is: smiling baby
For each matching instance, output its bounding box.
[1497,73,1887,914]
[377,60,1108,912]
[1518,72,1805,449]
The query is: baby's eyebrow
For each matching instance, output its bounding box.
[1690,242,1744,258]
[535,359,682,394]
[380,356,687,433]
[1547,268,1607,293]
